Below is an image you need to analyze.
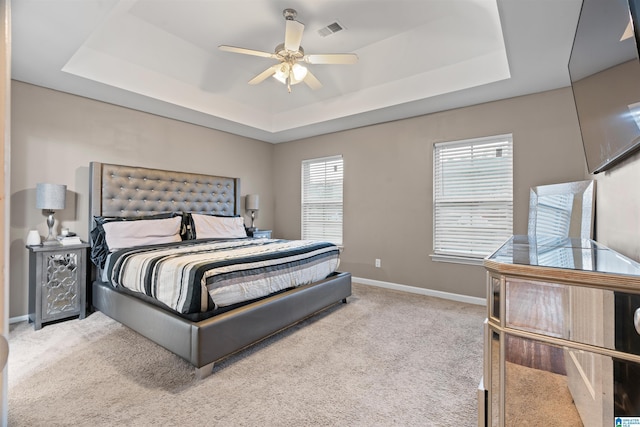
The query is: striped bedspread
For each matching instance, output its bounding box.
[102,239,340,314]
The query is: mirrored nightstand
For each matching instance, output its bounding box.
[27,242,90,330]
[247,229,272,239]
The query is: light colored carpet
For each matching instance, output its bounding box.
[504,362,583,426]
[8,283,485,426]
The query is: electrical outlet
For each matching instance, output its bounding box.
[375,258,381,268]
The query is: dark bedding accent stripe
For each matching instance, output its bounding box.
[104,238,340,314]
[204,250,339,288]
[106,238,254,310]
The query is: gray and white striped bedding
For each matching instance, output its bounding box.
[102,239,340,314]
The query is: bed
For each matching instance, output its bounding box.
[88,161,352,378]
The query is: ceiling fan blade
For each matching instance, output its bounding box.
[219,45,276,59]
[284,20,304,52]
[304,53,359,65]
[248,65,278,85]
[303,70,323,90]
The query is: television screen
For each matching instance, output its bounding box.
[569,0,640,174]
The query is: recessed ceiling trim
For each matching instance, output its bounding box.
[63,45,275,131]
[11,0,583,143]
[60,0,510,134]
[271,49,511,132]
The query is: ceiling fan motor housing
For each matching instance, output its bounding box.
[283,8,297,20]
[275,43,304,58]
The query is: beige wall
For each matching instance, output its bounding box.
[591,150,640,261]
[273,87,587,298]
[10,81,274,318]
[10,82,608,314]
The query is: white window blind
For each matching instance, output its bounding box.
[433,134,513,259]
[302,155,344,245]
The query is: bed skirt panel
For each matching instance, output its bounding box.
[92,280,194,361]
[93,271,352,368]
[191,271,352,367]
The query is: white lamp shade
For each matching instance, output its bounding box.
[273,63,290,84]
[36,183,66,210]
[292,63,308,81]
[246,194,259,211]
[272,63,307,86]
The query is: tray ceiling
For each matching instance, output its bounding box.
[12,0,582,143]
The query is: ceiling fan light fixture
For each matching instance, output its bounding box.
[292,63,308,81]
[220,7,357,93]
[273,63,289,84]
[272,73,287,84]
[272,62,307,87]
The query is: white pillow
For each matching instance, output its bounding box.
[103,216,182,251]
[192,214,247,239]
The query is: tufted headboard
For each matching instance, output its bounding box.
[89,162,241,225]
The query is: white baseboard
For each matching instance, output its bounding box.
[8,279,484,324]
[9,315,28,325]
[352,276,486,306]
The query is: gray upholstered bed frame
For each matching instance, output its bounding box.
[88,162,351,378]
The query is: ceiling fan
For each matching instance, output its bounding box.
[219,8,358,93]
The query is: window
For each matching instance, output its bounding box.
[302,155,344,245]
[433,134,513,262]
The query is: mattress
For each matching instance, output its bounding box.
[102,238,340,314]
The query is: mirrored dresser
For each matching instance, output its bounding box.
[481,235,640,426]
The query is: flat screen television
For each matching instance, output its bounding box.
[569,0,640,174]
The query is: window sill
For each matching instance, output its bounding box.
[430,254,485,266]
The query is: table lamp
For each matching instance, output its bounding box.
[36,183,66,245]
[246,194,259,230]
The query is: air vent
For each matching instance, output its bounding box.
[318,21,345,37]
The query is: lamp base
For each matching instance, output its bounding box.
[43,211,60,245]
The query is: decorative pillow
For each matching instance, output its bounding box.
[90,212,184,269]
[102,216,182,251]
[191,214,247,239]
